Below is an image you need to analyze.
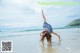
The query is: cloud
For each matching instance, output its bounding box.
[0,0,80,28]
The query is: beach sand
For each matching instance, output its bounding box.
[0,28,80,53]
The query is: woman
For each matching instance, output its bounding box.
[41,9,61,42]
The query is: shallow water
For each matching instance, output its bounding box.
[0,28,80,53]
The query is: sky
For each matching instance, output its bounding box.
[0,0,80,28]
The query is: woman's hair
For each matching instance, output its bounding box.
[41,30,52,43]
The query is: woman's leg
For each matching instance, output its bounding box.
[40,32,46,46]
[40,35,44,46]
[41,9,47,22]
[46,33,52,45]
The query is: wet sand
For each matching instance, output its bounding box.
[0,28,80,53]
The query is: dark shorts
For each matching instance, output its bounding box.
[43,22,53,33]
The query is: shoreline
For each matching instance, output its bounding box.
[0,28,80,53]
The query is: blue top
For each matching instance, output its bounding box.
[43,22,53,33]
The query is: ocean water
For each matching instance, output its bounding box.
[0,28,80,53]
[0,27,59,38]
[0,27,79,38]
[0,29,41,38]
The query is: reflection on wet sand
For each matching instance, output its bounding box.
[40,44,57,53]
[40,38,61,53]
